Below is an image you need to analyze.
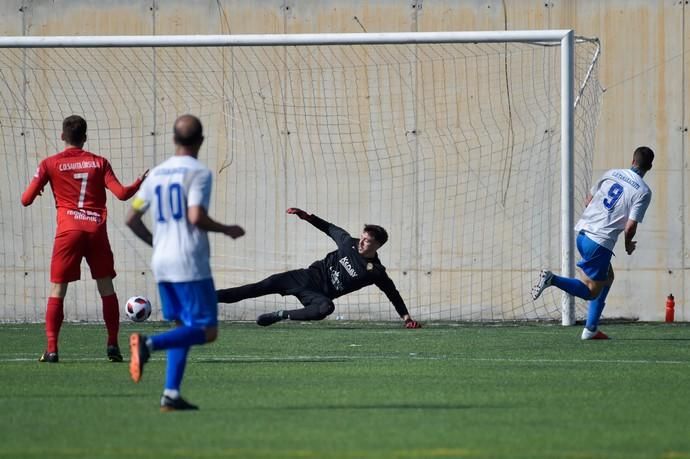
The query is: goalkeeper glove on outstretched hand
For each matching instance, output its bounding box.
[286,207,311,220]
[404,318,422,329]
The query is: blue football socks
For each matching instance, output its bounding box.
[150,326,206,351]
[586,285,611,331]
[150,327,206,392]
[165,347,189,392]
[550,274,593,300]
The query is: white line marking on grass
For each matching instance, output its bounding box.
[467,357,690,365]
[0,356,168,362]
[2,354,688,365]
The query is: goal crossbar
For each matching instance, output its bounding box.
[0,30,574,48]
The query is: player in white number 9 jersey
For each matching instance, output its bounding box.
[531,146,654,340]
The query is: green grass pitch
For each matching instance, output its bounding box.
[1,321,690,459]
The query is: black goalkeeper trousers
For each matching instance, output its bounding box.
[216,269,335,321]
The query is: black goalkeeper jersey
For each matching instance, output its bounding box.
[306,215,409,317]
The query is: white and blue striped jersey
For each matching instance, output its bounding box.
[574,168,652,251]
[132,155,213,282]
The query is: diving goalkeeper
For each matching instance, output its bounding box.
[217,208,421,328]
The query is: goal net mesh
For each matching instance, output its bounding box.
[0,38,601,323]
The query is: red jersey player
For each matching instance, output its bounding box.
[21,115,148,363]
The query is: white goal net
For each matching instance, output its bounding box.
[0,32,601,323]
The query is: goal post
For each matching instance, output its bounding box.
[560,30,576,326]
[0,30,601,325]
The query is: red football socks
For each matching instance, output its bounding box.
[102,294,120,347]
[45,297,64,353]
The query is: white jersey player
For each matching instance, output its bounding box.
[531,146,654,340]
[575,168,652,252]
[125,114,244,411]
[139,155,214,282]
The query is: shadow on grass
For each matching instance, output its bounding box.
[196,357,351,364]
[262,403,507,411]
[613,337,690,341]
[0,393,142,399]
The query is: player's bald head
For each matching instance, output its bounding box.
[173,114,204,148]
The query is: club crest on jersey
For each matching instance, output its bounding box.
[339,256,358,278]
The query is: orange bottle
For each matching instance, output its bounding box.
[665,294,675,323]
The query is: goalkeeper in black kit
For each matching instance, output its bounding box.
[217,208,421,328]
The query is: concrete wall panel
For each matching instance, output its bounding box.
[0,0,686,322]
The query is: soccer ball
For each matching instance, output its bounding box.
[125,296,152,322]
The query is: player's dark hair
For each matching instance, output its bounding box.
[173,115,204,147]
[633,146,654,171]
[363,224,388,246]
[62,115,87,145]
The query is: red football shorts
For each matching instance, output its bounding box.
[50,229,117,283]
